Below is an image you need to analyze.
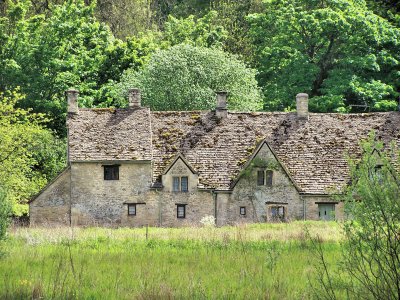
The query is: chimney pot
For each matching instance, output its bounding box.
[66,89,79,114]
[216,91,228,118]
[128,88,141,108]
[296,93,309,120]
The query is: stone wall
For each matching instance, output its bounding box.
[30,156,343,227]
[69,161,214,227]
[70,161,153,226]
[228,143,304,224]
[304,195,344,221]
[29,168,71,226]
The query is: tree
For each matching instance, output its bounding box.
[0,187,11,241]
[116,44,263,111]
[163,11,228,48]
[310,133,400,299]
[0,0,153,136]
[248,0,400,112]
[0,90,65,216]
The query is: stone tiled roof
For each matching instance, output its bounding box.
[68,108,400,194]
[68,108,152,161]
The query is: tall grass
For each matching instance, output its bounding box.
[0,222,342,299]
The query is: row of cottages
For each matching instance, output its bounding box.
[29,89,400,227]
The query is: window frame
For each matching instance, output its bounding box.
[127,204,136,216]
[172,176,189,192]
[176,204,186,219]
[240,206,246,216]
[103,165,120,180]
[257,169,273,187]
[270,205,285,221]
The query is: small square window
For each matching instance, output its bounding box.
[177,204,186,218]
[128,204,136,216]
[104,165,119,180]
[240,206,246,216]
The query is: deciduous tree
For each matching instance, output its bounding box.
[116,44,263,111]
[249,0,400,112]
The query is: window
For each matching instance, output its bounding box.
[240,206,246,216]
[128,204,136,216]
[257,170,273,187]
[172,176,189,192]
[271,206,285,221]
[177,204,186,218]
[265,170,273,186]
[257,171,264,185]
[104,165,119,180]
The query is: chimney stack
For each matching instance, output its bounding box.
[296,93,309,120]
[128,88,141,108]
[216,91,228,119]
[66,89,79,114]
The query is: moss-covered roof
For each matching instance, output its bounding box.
[68,108,400,194]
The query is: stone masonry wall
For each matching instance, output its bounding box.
[29,168,71,226]
[305,196,344,221]
[229,143,304,224]
[70,162,154,226]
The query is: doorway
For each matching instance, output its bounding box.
[318,204,335,221]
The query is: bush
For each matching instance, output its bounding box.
[311,133,400,299]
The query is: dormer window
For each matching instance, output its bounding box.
[257,170,273,186]
[103,165,119,180]
[173,176,188,192]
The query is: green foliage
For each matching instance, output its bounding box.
[249,0,400,112]
[0,90,66,216]
[117,44,263,111]
[312,133,400,299]
[340,134,400,299]
[0,188,11,241]
[0,0,154,135]
[163,11,228,48]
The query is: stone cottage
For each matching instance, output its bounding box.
[29,89,400,226]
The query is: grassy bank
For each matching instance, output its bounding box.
[0,222,342,299]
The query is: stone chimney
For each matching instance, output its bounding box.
[128,88,141,108]
[66,89,79,114]
[216,91,228,119]
[296,93,309,120]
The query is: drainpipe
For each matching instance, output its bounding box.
[158,190,162,226]
[212,190,217,226]
[302,195,306,221]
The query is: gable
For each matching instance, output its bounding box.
[161,155,198,192]
[230,141,299,191]
[163,155,197,176]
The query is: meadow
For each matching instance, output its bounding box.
[0,222,342,299]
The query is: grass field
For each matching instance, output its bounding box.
[0,222,342,299]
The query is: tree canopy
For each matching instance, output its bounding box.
[0,90,65,215]
[116,44,263,111]
[248,0,400,112]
